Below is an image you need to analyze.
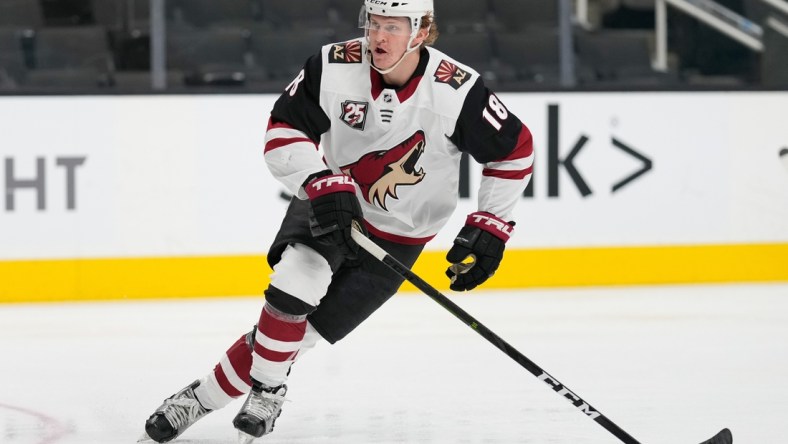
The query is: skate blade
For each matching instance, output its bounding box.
[237,430,258,444]
[136,432,156,443]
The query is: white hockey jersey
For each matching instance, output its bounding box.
[264,38,534,244]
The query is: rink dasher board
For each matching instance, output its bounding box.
[1,93,786,301]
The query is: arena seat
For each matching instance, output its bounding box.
[494,29,562,87]
[169,0,262,29]
[166,27,251,72]
[251,27,332,80]
[0,0,44,28]
[434,0,492,34]
[33,26,113,71]
[0,28,29,89]
[490,0,558,31]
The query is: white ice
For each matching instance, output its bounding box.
[1,283,786,444]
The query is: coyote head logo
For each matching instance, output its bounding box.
[341,130,426,211]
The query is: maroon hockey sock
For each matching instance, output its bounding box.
[250,304,307,386]
[211,334,253,398]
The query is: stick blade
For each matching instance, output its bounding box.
[698,428,732,444]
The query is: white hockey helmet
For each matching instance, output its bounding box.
[361,0,435,34]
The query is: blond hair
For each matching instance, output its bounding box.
[420,13,439,47]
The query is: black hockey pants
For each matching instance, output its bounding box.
[267,197,424,344]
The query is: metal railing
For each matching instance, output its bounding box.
[150,0,166,90]
[762,0,788,16]
[654,0,764,71]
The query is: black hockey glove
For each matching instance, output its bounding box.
[304,170,365,259]
[445,212,514,292]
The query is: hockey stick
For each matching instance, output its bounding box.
[350,228,732,444]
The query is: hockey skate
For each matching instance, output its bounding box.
[140,380,211,443]
[232,381,287,443]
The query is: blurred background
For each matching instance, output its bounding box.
[1,3,787,442]
[0,0,786,94]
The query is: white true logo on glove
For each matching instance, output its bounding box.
[469,214,513,237]
[311,175,354,191]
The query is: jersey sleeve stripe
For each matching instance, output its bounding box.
[264,136,316,153]
[491,124,534,162]
[267,119,297,131]
[485,150,534,170]
[482,124,534,179]
[482,165,533,180]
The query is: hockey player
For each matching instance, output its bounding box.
[141,0,534,442]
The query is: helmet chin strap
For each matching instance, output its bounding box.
[368,42,420,75]
[366,23,430,75]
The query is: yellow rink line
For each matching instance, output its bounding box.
[1,243,787,303]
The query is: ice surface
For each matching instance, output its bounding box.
[1,283,786,443]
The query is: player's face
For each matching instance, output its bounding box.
[367,15,413,70]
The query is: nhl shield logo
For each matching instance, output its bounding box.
[340,100,368,130]
[434,60,473,90]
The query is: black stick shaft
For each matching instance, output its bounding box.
[351,229,641,444]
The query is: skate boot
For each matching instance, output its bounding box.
[142,380,212,443]
[232,380,287,443]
